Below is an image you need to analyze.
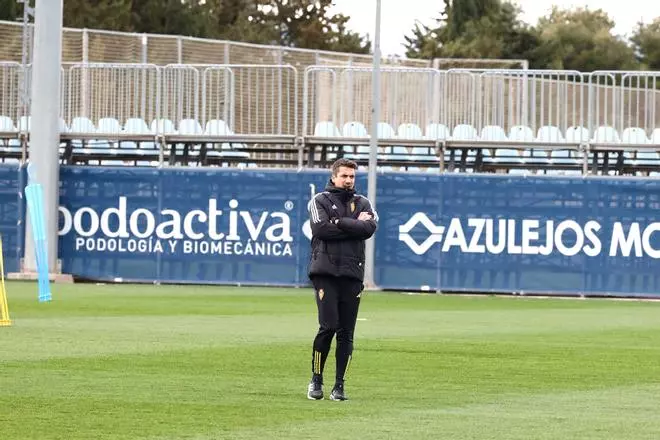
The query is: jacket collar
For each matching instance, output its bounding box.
[325,180,355,202]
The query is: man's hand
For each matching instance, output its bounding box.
[357,212,373,221]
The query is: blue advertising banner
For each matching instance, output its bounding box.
[0,164,24,275]
[50,166,660,297]
[375,173,660,297]
[58,167,329,285]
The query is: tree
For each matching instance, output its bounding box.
[631,18,660,70]
[200,0,276,44]
[442,2,539,62]
[249,0,370,53]
[404,0,538,64]
[0,0,24,62]
[0,0,22,22]
[535,8,637,71]
[444,0,499,40]
[129,0,207,37]
[404,20,446,60]
[63,0,133,31]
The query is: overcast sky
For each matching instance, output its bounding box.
[328,0,660,57]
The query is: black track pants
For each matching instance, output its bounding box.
[310,275,363,383]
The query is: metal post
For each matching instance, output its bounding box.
[82,29,89,118]
[19,0,33,128]
[364,0,381,288]
[25,0,63,272]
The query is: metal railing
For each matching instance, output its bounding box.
[61,63,297,137]
[1,63,660,146]
[0,20,438,67]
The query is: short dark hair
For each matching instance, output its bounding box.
[331,158,357,176]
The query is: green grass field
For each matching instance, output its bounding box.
[3,281,660,440]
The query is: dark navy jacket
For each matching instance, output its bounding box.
[307,182,378,281]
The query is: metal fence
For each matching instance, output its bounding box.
[2,61,660,144]
[0,62,22,123]
[66,63,160,127]
[58,63,298,136]
[0,20,438,67]
[303,66,439,137]
[443,69,587,139]
[302,67,660,141]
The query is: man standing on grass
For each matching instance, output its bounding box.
[306,158,378,401]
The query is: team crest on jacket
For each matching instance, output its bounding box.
[350,201,355,213]
[318,289,324,300]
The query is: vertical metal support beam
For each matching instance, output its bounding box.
[25,0,63,272]
[364,0,382,288]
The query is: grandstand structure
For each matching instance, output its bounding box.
[1,21,659,175]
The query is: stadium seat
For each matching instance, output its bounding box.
[478,125,504,159]
[122,118,155,152]
[173,119,204,164]
[621,128,649,170]
[204,119,230,135]
[565,126,589,143]
[96,118,122,150]
[642,129,660,175]
[0,116,19,151]
[12,115,66,135]
[590,126,622,174]
[17,116,30,132]
[123,118,151,134]
[341,121,368,158]
[205,119,231,135]
[448,124,478,172]
[621,127,648,144]
[651,129,660,144]
[69,117,97,149]
[151,118,176,135]
[342,121,368,137]
[425,123,449,141]
[311,121,342,161]
[508,125,534,142]
[178,119,203,135]
[396,123,434,164]
[377,122,396,139]
[70,116,96,134]
[482,126,525,173]
[313,121,341,137]
[0,116,15,133]
[450,124,476,140]
[204,119,250,161]
[536,126,565,143]
[591,126,621,143]
[535,126,578,174]
[480,125,507,141]
[397,123,423,139]
[97,117,122,134]
[94,117,123,152]
[502,126,535,174]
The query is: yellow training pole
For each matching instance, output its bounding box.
[0,235,12,326]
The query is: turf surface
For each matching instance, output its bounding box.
[3,282,660,439]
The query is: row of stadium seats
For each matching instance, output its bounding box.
[3,115,660,145]
[1,115,659,175]
[0,115,245,140]
[311,120,660,175]
[313,121,660,144]
[0,115,256,168]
